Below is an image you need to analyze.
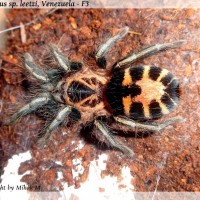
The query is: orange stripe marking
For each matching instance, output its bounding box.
[122,68,133,86]
[122,95,132,116]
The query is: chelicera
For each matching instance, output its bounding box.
[3,27,186,157]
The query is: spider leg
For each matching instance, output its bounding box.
[94,119,134,157]
[95,26,129,69]
[114,116,183,132]
[3,93,52,125]
[37,105,72,145]
[24,53,50,82]
[49,44,82,73]
[113,40,187,70]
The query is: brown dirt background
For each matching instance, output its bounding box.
[0,9,200,192]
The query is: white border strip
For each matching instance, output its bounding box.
[1,0,200,9]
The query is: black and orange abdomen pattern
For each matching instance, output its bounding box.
[105,66,180,120]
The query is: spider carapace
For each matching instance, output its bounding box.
[3,27,186,157]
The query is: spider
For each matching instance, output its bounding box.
[3,27,186,157]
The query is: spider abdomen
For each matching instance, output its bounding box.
[106,65,180,120]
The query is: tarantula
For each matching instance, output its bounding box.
[3,27,186,157]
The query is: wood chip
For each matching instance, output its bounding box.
[20,22,26,44]
[69,17,77,29]
[32,23,42,31]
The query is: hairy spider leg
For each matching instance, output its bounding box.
[95,26,129,68]
[49,44,82,73]
[24,52,56,92]
[37,105,73,145]
[3,93,52,125]
[114,116,183,132]
[113,40,187,69]
[94,120,134,157]
[24,53,50,82]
